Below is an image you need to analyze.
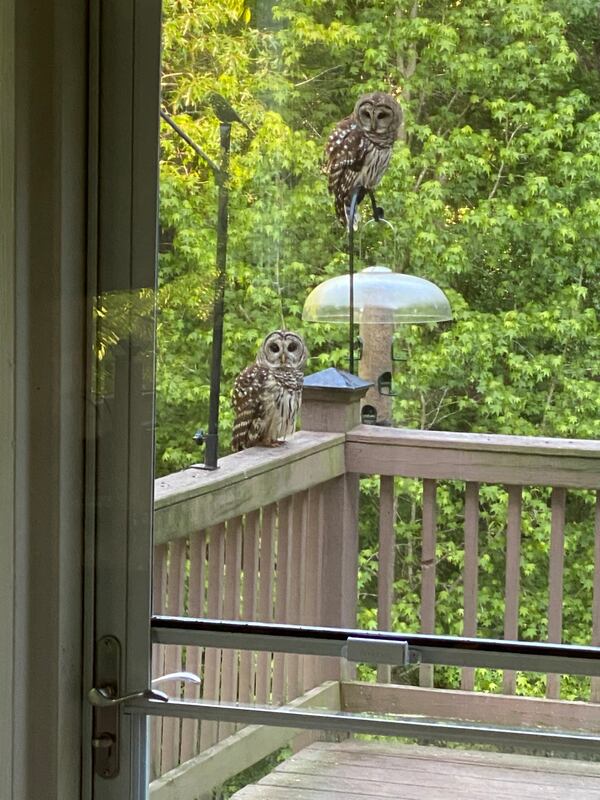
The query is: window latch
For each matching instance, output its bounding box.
[342,636,420,666]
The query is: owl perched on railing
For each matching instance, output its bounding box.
[231,331,309,452]
[324,91,402,228]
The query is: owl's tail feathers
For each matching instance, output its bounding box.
[334,194,347,227]
[231,420,249,452]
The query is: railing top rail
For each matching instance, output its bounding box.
[155,431,344,508]
[346,425,600,488]
[154,431,345,543]
[347,425,600,459]
[153,424,600,544]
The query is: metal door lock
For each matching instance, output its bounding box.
[89,639,201,781]
[91,733,115,750]
[89,635,126,779]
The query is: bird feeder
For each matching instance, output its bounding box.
[303,266,452,425]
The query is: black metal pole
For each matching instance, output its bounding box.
[160,109,221,177]
[347,189,361,375]
[203,122,231,469]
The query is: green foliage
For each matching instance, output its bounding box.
[217,747,291,798]
[157,0,600,702]
[158,0,600,471]
[357,478,597,699]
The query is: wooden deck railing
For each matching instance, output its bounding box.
[345,425,600,698]
[152,431,348,777]
[151,421,600,789]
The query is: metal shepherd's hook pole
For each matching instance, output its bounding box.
[161,98,251,470]
[203,121,231,469]
[347,187,384,375]
[347,189,361,375]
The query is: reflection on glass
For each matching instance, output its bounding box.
[93,289,156,401]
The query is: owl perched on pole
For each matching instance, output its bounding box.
[231,331,309,452]
[324,92,402,228]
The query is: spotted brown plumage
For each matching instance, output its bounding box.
[324,92,402,227]
[231,331,309,452]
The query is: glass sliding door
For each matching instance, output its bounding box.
[88,2,600,799]
[148,1,600,798]
[86,0,160,797]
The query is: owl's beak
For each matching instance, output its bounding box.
[280,352,287,364]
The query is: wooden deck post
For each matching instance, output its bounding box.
[302,369,371,680]
[301,367,372,434]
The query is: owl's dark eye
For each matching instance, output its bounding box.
[269,343,280,353]
[377,111,389,119]
[287,342,298,352]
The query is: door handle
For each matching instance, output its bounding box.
[88,685,169,707]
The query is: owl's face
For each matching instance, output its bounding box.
[257,331,308,370]
[353,92,402,142]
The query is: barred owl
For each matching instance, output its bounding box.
[324,92,402,227]
[231,331,309,452]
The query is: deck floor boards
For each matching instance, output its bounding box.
[231,740,600,800]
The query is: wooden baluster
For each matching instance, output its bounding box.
[303,486,325,691]
[290,490,319,756]
[320,474,360,682]
[377,476,395,684]
[272,498,292,704]
[151,543,168,778]
[256,504,276,705]
[592,493,600,702]
[199,524,225,751]
[298,492,310,695]
[461,482,480,691]
[161,537,187,771]
[239,510,260,704]
[503,485,523,695]
[180,530,206,762]
[547,488,567,699]
[219,517,243,740]
[419,479,437,688]
[287,491,308,700]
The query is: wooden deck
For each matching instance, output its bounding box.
[231,740,600,800]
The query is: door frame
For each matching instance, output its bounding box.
[85,0,161,798]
